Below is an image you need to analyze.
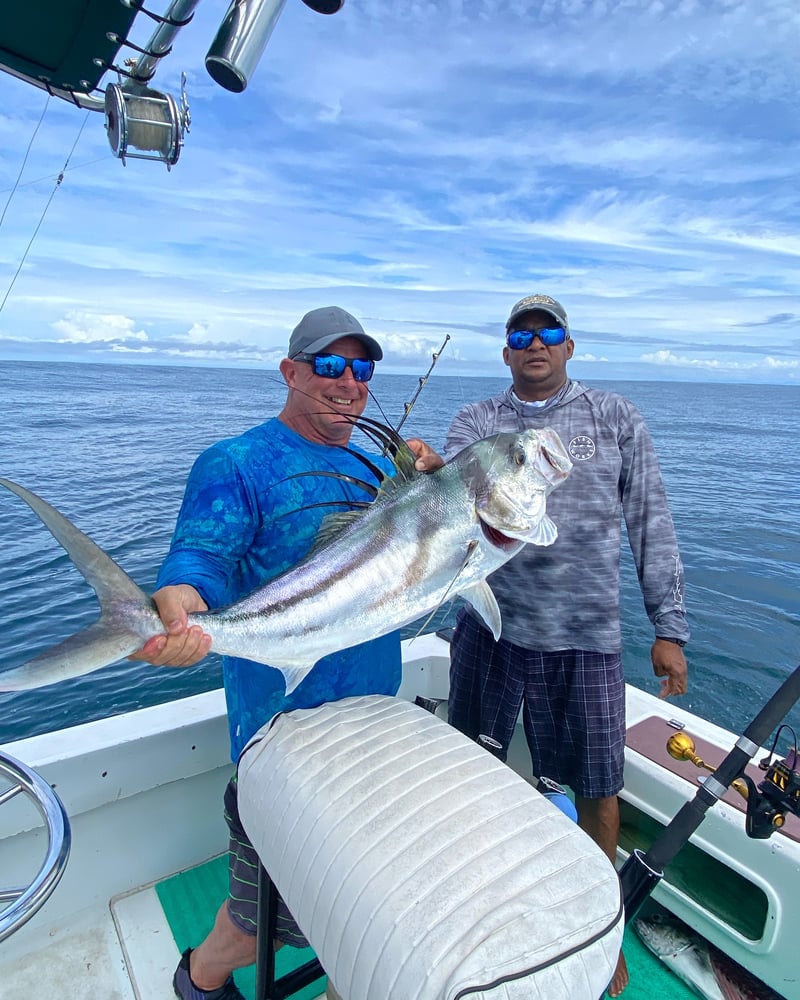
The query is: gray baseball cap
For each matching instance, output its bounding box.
[288,306,383,360]
[506,294,569,333]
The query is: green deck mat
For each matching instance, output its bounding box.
[618,921,696,1000]
[155,854,325,1000]
[155,855,696,999]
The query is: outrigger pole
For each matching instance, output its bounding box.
[620,660,800,922]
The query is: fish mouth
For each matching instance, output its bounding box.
[479,519,521,550]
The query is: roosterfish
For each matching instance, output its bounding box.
[0,419,572,694]
[634,908,783,1000]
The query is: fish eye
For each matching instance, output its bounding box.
[512,448,526,467]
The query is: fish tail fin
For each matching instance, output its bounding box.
[0,477,148,606]
[0,619,147,691]
[0,477,161,690]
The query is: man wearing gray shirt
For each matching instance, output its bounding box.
[445,293,689,998]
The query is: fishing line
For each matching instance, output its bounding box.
[0,110,91,318]
[411,540,479,639]
[0,158,109,198]
[366,387,394,428]
[0,96,50,231]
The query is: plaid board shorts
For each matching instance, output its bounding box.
[447,610,625,798]
[223,775,309,947]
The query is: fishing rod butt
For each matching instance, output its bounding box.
[619,849,662,925]
[619,794,716,924]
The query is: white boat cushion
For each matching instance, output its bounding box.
[237,694,623,1000]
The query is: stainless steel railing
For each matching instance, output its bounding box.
[0,751,71,943]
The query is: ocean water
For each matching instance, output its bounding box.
[1,360,798,747]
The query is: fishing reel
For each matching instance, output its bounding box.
[742,727,800,839]
[104,73,190,168]
[667,726,800,840]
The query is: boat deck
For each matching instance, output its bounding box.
[1,636,775,999]
[1,851,695,1000]
[2,858,330,1000]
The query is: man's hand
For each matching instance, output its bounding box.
[129,584,212,667]
[407,437,445,473]
[651,638,688,698]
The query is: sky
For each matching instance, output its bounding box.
[0,0,798,384]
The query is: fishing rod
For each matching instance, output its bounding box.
[394,333,450,435]
[620,660,800,923]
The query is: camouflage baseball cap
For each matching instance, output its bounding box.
[506,294,569,333]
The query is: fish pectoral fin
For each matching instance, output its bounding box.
[281,662,317,696]
[459,581,502,640]
[527,513,558,547]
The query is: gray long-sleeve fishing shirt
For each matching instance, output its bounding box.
[444,380,689,652]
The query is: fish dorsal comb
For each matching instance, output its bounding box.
[332,414,419,490]
[308,506,369,553]
[302,417,422,555]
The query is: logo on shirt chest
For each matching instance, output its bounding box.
[568,435,596,461]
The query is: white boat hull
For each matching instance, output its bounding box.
[0,634,797,998]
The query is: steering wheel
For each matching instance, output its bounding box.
[0,750,71,942]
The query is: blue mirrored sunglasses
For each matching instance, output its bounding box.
[506,327,567,349]
[292,352,375,382]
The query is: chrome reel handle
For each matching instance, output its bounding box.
[0,751,71,942]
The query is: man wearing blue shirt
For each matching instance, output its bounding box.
[135,306,433,1000]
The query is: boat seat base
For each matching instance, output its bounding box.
[238,694,624,1000]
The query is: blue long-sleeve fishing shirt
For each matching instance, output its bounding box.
[444,381,689,652]
[157,417,401,760]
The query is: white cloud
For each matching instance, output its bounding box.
[0,0,797,382]
[51,312,149,344]
[574,352,610,363]
[641,349,800,373]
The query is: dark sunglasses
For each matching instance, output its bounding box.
[506,327,568,349]
[292,352,375,382]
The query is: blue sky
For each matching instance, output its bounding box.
[0,0,798,383]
